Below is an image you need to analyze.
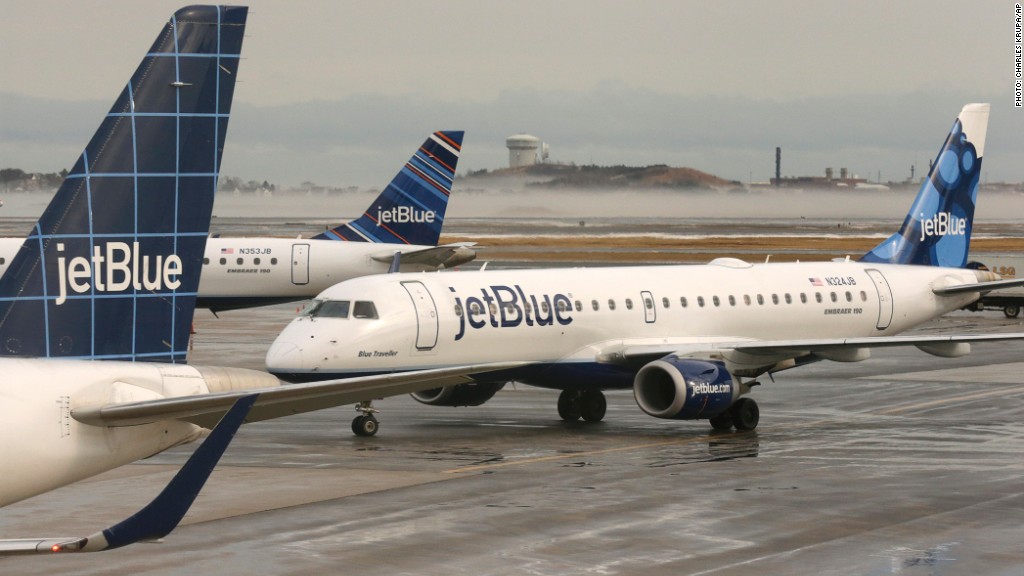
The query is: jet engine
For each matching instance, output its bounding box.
[633,357,739,420]
[411,381,506,407]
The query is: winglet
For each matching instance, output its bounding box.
[0,394,258,556]
[860,104,990,268]
[314,131,464,245]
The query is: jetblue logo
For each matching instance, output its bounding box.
[377,206,436,225]
[690,382,731,395]
[452,284,573,341]
[919,212,967,241]
[55,242,183,306]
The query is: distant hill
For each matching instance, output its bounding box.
[461,163,742,190]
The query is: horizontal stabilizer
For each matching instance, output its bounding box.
[932,277,1024,296]
[371,243,477,269]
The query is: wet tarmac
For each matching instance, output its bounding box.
[1,307,1023,575]
[1,205,1023,574]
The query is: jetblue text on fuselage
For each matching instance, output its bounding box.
[452,284,573,341]
[55,242,183,306]
[919,212,967,241]
[377,206,436,225]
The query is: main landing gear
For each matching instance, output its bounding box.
[351,401,379,437]
[709,397,760,432]
[557,389,607,422]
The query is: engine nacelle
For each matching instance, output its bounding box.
[633,357,738,420]
[410,381,506,407]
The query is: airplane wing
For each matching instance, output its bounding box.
[0,395,257,556]
[371,243,477,268]
[72,362,529,429]
[598,333,1024,367]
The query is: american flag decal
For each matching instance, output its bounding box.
[809,277,823,286]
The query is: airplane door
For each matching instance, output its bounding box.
[401,280,439,351]
[865,269,893,330]
[291,243,310,285]
[641,290,656,323]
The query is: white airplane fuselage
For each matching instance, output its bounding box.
[266,259,988,384]
[0,359,278,506]
[0,237,448,312]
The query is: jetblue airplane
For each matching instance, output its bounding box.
[0,130,474,313]
[266,103,1024,435]
[0,5,513,552]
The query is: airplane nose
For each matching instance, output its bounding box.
[265,339,303,373]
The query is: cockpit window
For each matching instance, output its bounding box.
[353,301,378,319]
[301,299,351,318]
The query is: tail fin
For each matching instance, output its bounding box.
[0,5,248,362]
[861,103,990,267]
[314,131,464,245]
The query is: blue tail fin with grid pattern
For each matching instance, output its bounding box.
[0,5,247,362]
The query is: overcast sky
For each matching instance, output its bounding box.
[2,0,1022,187]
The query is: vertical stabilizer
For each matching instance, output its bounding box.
[0,5,248,362]
[314,131,464,245]
[861,103,989,267]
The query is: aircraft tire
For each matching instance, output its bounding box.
[709,412,734,431]
[557,390,583,421]
[352,415,379,437]
[730,398,760,431]
[1004,305,1020,319]
[580,391,607,422]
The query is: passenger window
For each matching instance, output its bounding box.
[254,257,261,265]
[203,257,209,265]
[470,301,483,315]
[757,295,764,305]
[784,293,792,304]
[712,296,720,307]
[662,297,670,309]
[771,294,779,305]
[592,300,600,311]
[608,299,616,311]
[728,295,736,306]
[830,292,838,302]
[644,298,653,310]
[219,257,226,265]
[574,300,582,312]
[680,297,688,308]
[489,302,498,316]
[744,295,751,305]
[524,301,532,314]
[846,291,853,302]
[625,299,634,310]
[236,257,243,265]
[271,258,278,265]
[555,300,570,313]
[815,293,823,303]
[860,291,868,301]
[697,296,705,308]
[454,304,463,316]
[800,293,807,304]
[353,301,378,319]
[541,301,550,314]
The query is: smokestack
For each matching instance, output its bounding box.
[775,147,781,186]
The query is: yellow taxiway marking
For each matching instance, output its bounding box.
[444,386,1023,474]
[873,386,1021,416]
[443,433,748,474]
